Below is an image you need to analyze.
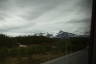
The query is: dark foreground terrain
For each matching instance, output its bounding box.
[0,33,89,64]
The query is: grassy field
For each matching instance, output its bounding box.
[0,45,65,64]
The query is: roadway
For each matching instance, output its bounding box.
[41,48,88,64]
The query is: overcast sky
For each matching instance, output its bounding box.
[0,0,92,36]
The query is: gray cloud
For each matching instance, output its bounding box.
[0,0,92,36]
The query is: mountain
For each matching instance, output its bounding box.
[55,31,77,38]
[76,34,90,38]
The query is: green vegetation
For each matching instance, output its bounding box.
[0,33,89,64]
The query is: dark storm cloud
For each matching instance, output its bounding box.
[67,18,91,34]
[67,18,91,24]
[0,0,92,36]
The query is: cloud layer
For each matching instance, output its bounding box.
[0,0,92,36]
